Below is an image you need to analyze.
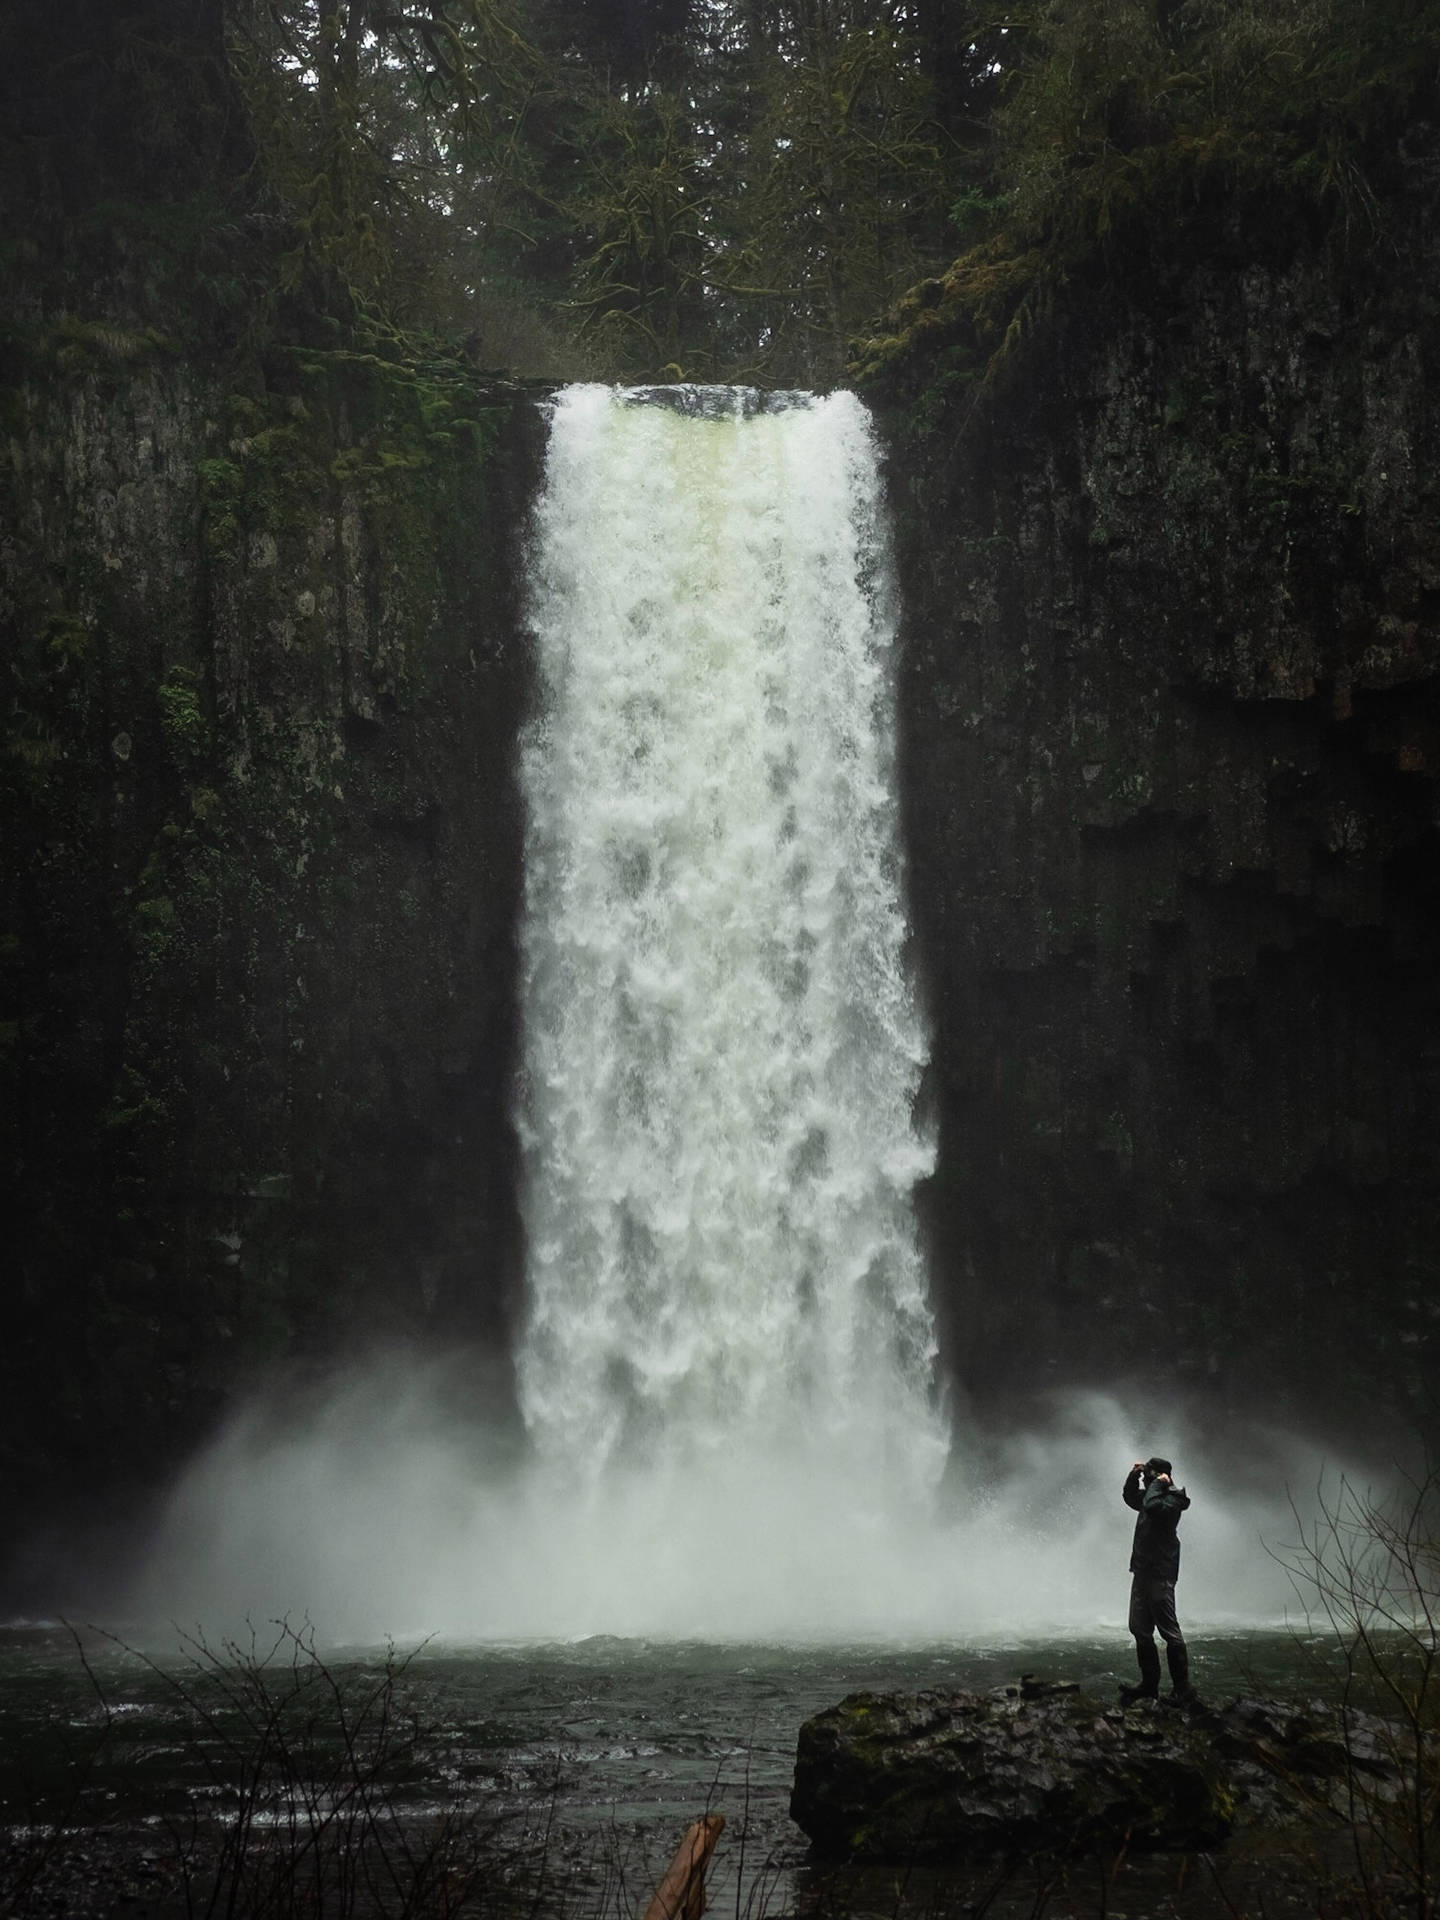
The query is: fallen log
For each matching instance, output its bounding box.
[641,1814,726,1920]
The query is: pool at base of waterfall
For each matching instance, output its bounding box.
[0,1626,1362,1920]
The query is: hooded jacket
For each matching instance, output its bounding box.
[1123,1466,1190,1580]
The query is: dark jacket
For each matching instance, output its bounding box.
[1123,1467,1190,1580]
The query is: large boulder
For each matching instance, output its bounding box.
[790,1681,1389,1861]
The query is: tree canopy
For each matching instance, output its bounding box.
[4,0,1434,384]
[208,0,1003,381]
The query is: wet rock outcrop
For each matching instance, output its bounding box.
[790,1682,1392,1861]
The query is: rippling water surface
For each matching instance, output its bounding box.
[0,1626,1341,1915]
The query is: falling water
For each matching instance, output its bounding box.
[128,386,1333,1641]
[516,383,948,1528]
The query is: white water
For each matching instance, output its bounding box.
[126,387,1338,1644]
[516,384,944,1509]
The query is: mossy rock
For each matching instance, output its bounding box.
[792,1682,1248,1861]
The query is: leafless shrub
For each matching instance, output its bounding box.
[1273,1466,1440,1919]
[63,1618,520,1920]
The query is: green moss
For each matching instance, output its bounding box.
[198,456,245,549]
[47,315,174,380]
[101,1064,171,1135]
[157,667,208,764]
[134,895,177,929]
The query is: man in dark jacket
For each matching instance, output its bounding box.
[1121,1455,1196,1705]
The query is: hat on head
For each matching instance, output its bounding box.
[1144,1456,1173,1477]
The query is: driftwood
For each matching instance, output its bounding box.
[641,1814,726,1920]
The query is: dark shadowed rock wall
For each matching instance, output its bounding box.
[888,150,1440,1447]
[1,313,544,1570]
[0,0,551,1593]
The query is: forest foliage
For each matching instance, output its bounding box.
[207,0,1004,383]
[215,0,1438,388]
[5,0,1438,386]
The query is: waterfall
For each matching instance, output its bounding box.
[136,383,959,1641]
[517,384,947,1531]
[135,384,1319,1642]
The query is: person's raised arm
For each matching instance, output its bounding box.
[1143,1472,1190,1514]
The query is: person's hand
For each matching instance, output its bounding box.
[1131,1460,1145,1473]
[1155,1473,1171,1487]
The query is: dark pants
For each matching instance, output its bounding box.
[1128,1573,1184,1647]
[1128,1574,1187,1693]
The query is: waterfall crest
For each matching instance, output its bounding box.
[517,384,946,1516]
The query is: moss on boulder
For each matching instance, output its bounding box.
[790,1681,1394,1862]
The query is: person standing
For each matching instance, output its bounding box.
[1120,1455,1196,1706]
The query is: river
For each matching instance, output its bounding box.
[0,1623,1345,1919]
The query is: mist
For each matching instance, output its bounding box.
[122,1361,1346,1648]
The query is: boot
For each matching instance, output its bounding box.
[1118,1638,1161,1704]
[1163,1640,1199,1708]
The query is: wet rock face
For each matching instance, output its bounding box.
[0,334,547,1560]
[790,1683,1391,1862]
[791,1683,1235,1859]
[890,157,1440,1445]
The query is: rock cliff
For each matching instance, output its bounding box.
[888,146,1440,1446]
[1,285,544,1563]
